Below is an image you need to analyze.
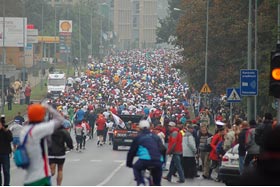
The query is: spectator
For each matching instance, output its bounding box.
[9,119,23,151]
[223,123,236,152]
[240,125,280,185]
[7,91,13,110]
[163,121,185,183]
[0,116,13,186]
[255,113,273,153]
[209,126,225,181]
[24,84,31,105]
[182,124,197,179]
[20,103,64,186]
[244,119,260,168]
[198,123,212,179]
[14,112,25,125]
[19,87,25,105]
[238,120,249,175]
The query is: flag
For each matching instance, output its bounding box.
[160,111,165,126]
[111,112,126,129]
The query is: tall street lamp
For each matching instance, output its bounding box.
[1,0,6,114]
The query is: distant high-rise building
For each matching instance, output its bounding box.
[47,0,79,7]
[114,0,162,50]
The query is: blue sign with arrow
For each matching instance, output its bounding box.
[240,69,258,96]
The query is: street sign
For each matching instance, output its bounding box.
[240,69,258,96]
[200,83,211,93]
[227,88,241,102]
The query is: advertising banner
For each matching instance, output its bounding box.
[0,17,27,47]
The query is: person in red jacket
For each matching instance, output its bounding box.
[96,114,106,146]
[208,127,225,181]
[163,122,185,183]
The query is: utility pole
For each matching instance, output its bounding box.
[41,2,44,90]
[79,1,82,72]
[1,0,5,114]
[204,0,209,107]
[90,6,93,57]
[22,0,26,87]
[54,4,57,61]
[254,0,258,120]
[247,0,254,121]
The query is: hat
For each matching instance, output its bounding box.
[215,121,225,126]
[28,104,46,123]
[168,121,176,127]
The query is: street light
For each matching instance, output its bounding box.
[1,0,6,114]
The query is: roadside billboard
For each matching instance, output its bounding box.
[0,17,27,47]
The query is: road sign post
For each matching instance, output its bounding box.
[227,88,241,124]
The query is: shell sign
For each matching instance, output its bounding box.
[59,20,72,33]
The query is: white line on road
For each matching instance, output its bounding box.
[90,160,102,162]
[113,160,125,163]
[97,161,125,186]
[67,159,81,162]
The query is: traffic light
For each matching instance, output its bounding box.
[269,51,280,98]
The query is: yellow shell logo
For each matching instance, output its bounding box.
[60,21,71,32]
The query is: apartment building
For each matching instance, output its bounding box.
[114,0,158,50]
[47,0,79,7]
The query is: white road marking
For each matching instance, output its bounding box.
[90,160,102,162]
[97,161,125,186]
[66,159,81,162]
[113,160,125,163]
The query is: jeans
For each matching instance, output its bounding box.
[133,159,162,186]
[239,155,245,174]
[166,154,185,182]
[0,154,10,186]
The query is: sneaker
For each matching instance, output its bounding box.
[176,180,185,183]
[162,176,171,182]
[202,175,208,179]
[214,178,221,182]
[195,174,200,178]
[97,140,100,145]
[162,167,168,171]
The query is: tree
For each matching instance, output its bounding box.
[163,0,278,116]
[156,0,183,44]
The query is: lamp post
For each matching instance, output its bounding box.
[247,0,254,121]
[41,2,44,90]
[1,0,6,114]
[79,1,82,71]
[22,0,26,87]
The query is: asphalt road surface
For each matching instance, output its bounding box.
[9,133,224,186]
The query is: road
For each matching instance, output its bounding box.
[9,132,224,186]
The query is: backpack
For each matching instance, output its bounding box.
[14,126,34,169]
[205,136,213,152]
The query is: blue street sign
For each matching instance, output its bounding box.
[227,88,241,103]
[240,69,258,96]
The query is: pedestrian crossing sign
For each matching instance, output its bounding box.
[200,83,211,93]
[227,88,241,102]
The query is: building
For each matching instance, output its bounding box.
[113,0,132,50]
[47,0,79,7]
[113,0,159,50]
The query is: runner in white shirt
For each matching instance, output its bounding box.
[20,103,64,186]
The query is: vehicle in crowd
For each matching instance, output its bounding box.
[112,115,144,151]
[47,70,66,98]
[219,144,240,186]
